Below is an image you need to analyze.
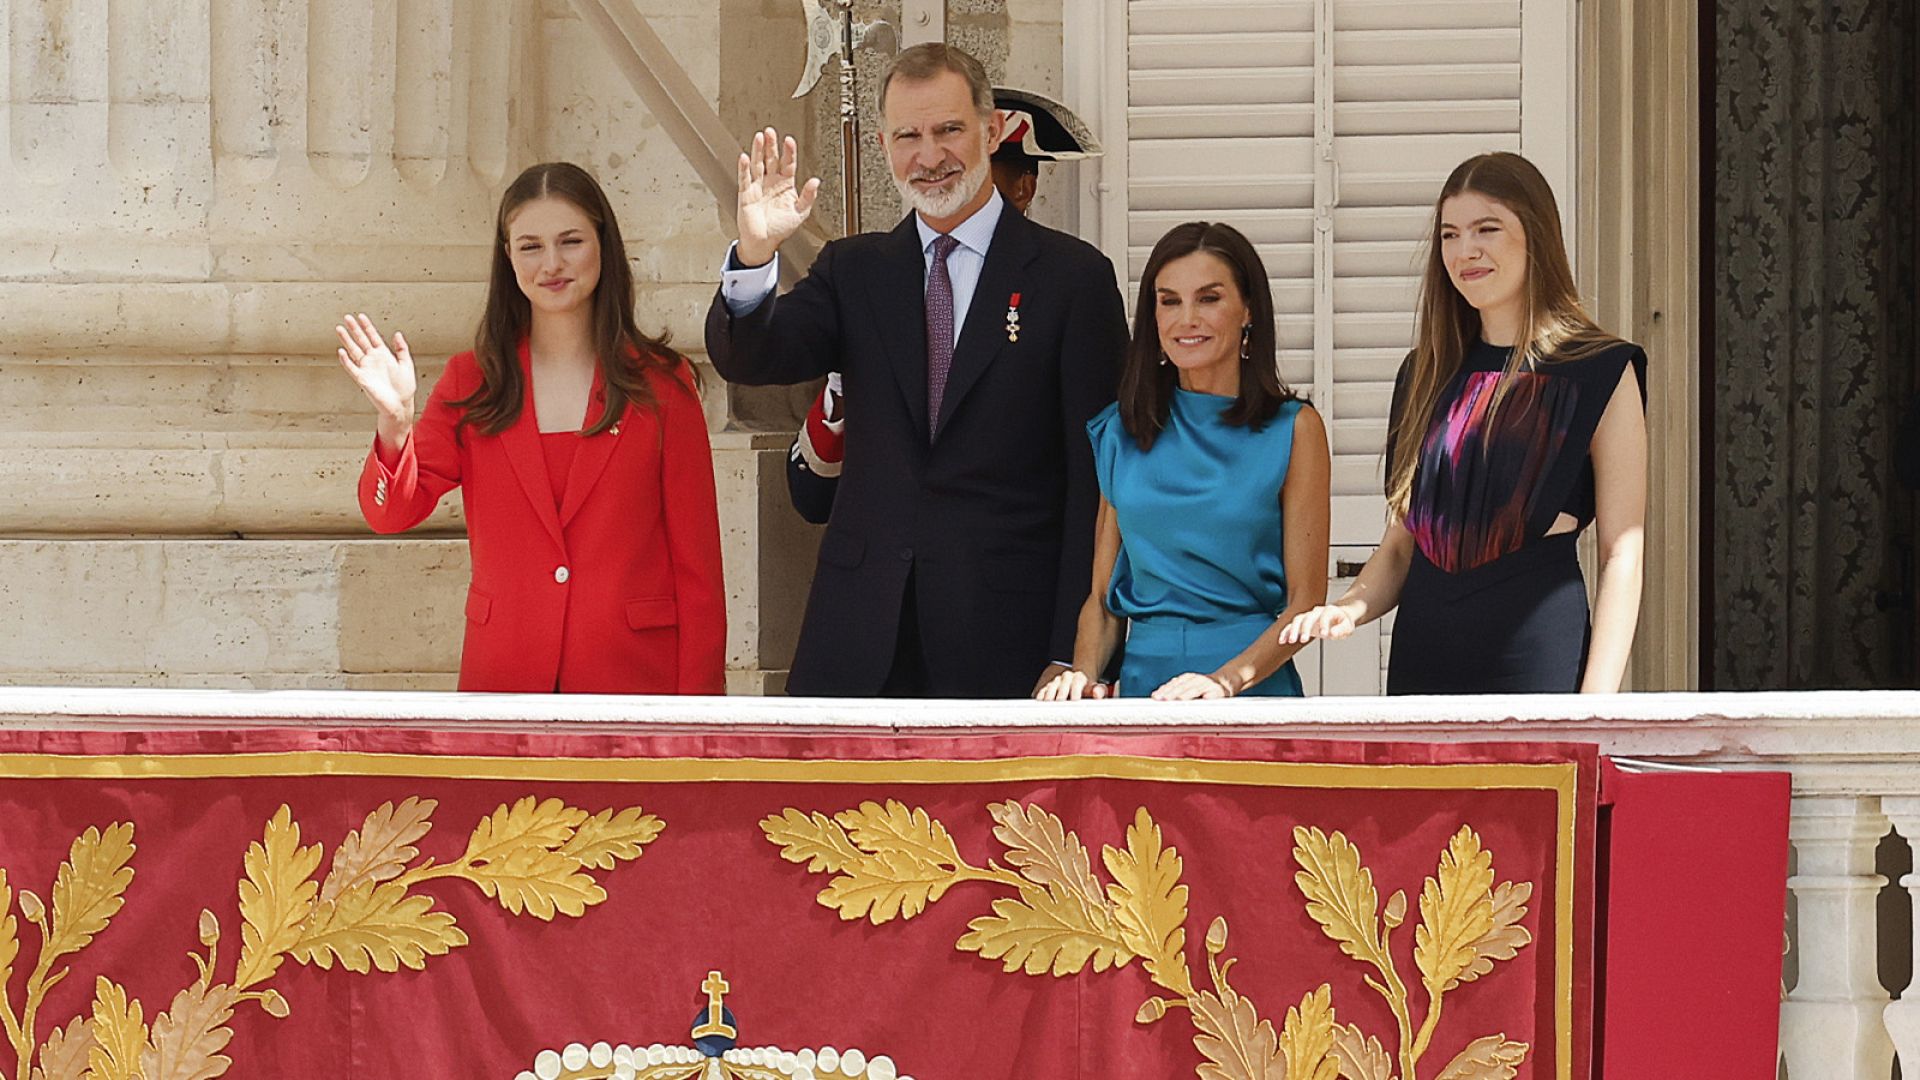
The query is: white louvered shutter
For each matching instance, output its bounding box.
[1326,0,1527,543]
[1124,1,1319,396]
[1100,0,1566,694]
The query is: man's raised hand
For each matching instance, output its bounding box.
[736,128,821,268]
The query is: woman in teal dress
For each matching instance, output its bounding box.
[1036,222,1330,700]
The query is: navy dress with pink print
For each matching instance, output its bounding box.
[1386,337,1647,694]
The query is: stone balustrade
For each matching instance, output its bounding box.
[0,685,1912,1075]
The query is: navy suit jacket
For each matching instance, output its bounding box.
[706,208,1126,696]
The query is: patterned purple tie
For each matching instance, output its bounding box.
[925,234,961,436]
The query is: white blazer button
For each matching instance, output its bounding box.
[554,566,570,584]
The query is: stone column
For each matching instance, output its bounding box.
[1780,796,1896,1079]
[1,1,520,688]
[1882,798,1920,1075]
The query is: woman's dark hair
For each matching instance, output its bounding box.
[453,161,686,436]
[1119,221,1297,450]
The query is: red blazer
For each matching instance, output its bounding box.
[357,343,726,694]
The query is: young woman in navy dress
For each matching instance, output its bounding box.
[1279,152,1647,693]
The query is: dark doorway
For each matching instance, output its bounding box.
[1705,0,1920,689]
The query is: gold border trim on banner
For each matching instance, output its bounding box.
[0,752,1579,1080]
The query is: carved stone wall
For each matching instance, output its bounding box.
[0,1,1048,691]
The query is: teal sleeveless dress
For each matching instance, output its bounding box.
[1088,392,1305,697]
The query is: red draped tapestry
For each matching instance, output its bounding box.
[0,727,1596,1080]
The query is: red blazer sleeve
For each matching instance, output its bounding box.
[358,357,467,533]
[657,364,728,693]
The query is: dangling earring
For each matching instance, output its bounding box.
[1240,323,1252,361]
[1158,350,1170,366]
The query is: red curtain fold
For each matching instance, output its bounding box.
[0,728,1596,1080]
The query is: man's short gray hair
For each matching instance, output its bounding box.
[878,43,995,118]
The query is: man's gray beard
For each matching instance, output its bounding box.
[894,155,990,220]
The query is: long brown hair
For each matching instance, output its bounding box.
[1385,151,1619,516]
[1119,221,1298,451]
[453,162,684,436]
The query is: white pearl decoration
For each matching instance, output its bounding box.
[519,1033,910,1079]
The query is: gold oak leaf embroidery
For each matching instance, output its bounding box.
[957,878,1134,976]
[82,978,146,1080]
[762,809,868,875]
[139,980,240,1080]
[50,826,138,962]
[1293,825,1535,1080]
[11,824,138,1080]
[320,797,436,903]
[233,807,323,991]
[451,797,604,919]
[1292,828,1388,972]
[1,797,658,1080]
[288,881,467,973]
[829,801,972,922]
[987,800,1117,933]
[1433,1035,1529,1080]
[763,800,1001,925]
[30,1017,92,1080]
[1103,808,1194,1000]
[766,804,1539,1080]
[0,870,17,1002]
[1278,985,1340,1080]
[1330,1023,1393,1080]
[1416,828,1497,995]
[959,802,1135,976]
[1188,922,1284,1080]
[560,808,666,871]
[1458,882,1533,985]
[1191,986,1283,1080]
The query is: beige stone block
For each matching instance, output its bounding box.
[726,668,789,696]
[342,672,461,691]
[219,445,466,535]
[337,540,470,674]
[0,442,227,533]
[210,245,494,285]
[0,433,467,536]
[0,540,341,676]
[0,242,215,283]
[712,437,820,671]
[0,284,231,355]
[229,282,484,358]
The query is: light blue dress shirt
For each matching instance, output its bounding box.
[719,188,1007,346]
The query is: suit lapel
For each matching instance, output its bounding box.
[935,209,1040,437]
[862,214,932,438]
[558,366,621,528]
[498,340,568,554]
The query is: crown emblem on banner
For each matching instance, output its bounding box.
[514,970,913,1080]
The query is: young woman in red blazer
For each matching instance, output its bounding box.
[336,162,726,694]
